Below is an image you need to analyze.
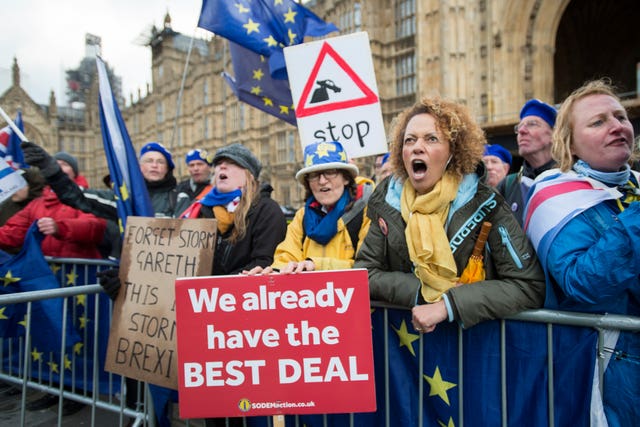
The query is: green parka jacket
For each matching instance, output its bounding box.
[354,172,545,329]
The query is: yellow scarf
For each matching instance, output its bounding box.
[401,173,461,302]
[213,206,235,234]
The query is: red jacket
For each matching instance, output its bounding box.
[0,187,106,258]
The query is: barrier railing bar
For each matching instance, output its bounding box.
[457,326,463,427]
[547,323,554,427]
[500,320,506,427]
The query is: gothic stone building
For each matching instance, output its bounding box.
[2,0,639,208]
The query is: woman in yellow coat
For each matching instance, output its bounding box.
[245,141,373,274]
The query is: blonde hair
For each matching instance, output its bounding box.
[228,169,259,243]
[552,79,633,171]
[388,97,486,180]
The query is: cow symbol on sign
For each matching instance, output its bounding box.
[310,79,342,103]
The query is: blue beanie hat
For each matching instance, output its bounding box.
[185,149,213,166]
[484,144,512,166]
[520,99,557,128]
[140,142,175,170]
[381,152,390,165]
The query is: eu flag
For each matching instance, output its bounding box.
[96,56,153,232]
[0,223,80,354]
[247,308,597,427]
[224,42,297,125]
[198,0,338,79]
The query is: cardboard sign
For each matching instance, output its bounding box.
[284,31,387,159]
[175,270,376,418]
[105,217,216,389]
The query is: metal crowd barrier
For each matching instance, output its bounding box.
[0,257,638,427]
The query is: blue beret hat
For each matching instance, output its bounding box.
[484,144,512,166]
[295,141,359,184]
[140,142,175,170]
[519,99,557,128]
[185,149,213,166]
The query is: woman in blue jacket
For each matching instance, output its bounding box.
[524,79,639,427]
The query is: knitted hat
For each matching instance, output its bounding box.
[295,141,359,184]
[484,144,512,166]
[185,148,213,166]
[519,99,557,128]
[54,152,79,177]
[213,143,262,179]
[140,142,175,170]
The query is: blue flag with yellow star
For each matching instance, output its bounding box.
[96,56,154,233]
[246,308,596,427]
[0,223,79,353]
[198,0,338,79]
[224,41,297,125]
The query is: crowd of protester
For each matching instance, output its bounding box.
[1,78,637,425]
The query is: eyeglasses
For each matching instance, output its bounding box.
[514,120,543,134]
[307,169,340,182]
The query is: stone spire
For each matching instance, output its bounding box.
[12,57,20,87]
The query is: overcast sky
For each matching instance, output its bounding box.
[0,0,209,106]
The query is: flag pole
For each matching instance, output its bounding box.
[0,105,28,142]
[170,30,196,148]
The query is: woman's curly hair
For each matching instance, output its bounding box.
[388,97,486,180]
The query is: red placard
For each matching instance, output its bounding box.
[174,270,376,419]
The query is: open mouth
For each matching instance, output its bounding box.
[412,159,427,177]
[218,172,228,180]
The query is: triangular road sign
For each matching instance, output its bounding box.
[296,41,379,118]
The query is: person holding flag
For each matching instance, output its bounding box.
[354,96,545,333]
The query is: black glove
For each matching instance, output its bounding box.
[20,141,60,178]
[97,268,121,300]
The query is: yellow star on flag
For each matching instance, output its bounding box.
[263,35,278,47]
[424,366,457,405]
[75,294,86,307]
[50,264,61,274]
[31,348,43,362]
[234,2,249,13]
[2,271,20,287]
[73,342,84,355]
[391,319,420,357]
[78,316,88,329]
[262,97,274,107]
[0,306,8,320]
[120,183,129,201]
[47,360,59,374]
[64,354,72,370]
[287,28,297,45]
[18,314,27,328]
[283,7,297,23]
[252,68,264,81]
[274,0,283,5]
[66,271,78,286]
[251,86,262,95]
[243,18,260,35]
[438,417,455,427]
[279,105,290,114]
